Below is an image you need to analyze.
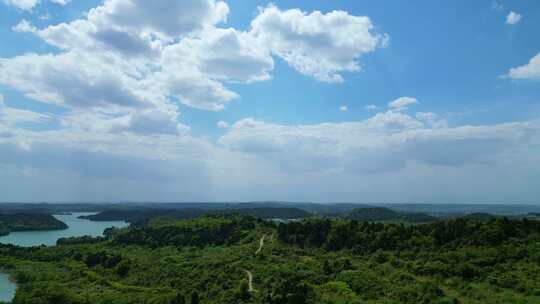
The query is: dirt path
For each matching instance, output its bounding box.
[244,270,256,292]
[255,234,266,255]
[242,234,269,293]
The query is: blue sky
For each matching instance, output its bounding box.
[0,0,539,203]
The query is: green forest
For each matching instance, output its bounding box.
[1,214,540,304]
[0,214,68,236]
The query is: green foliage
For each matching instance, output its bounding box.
[278,217,540,252]
[1,215,539,304]
[343,207,437,223]
[0,213,67,234]
[81,207,311,224]
[112,215,261,248]
[0,223,9,236]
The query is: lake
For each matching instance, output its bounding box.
[0,213,127,301]
[0,213,128,247]
[0,272,16,303]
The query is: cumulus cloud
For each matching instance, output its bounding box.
[88,0,229,40]
[415,112,448,128]
[179,27,274,83]
[250,5,387,83]
[366,111,424,130]
[2,1,386,116]
[3,0,39,10]
[108,110,189,136]
[388,97,418,111]
[339,106,348,112]
[4,1,538,202]
[2,2,289,113]
[155,27,274,110]
[0,100,539,202]
[219,111,539,175]
[0,52,154,110]
[506,11,522,25]
[12,20,37,33]
[217,121,229,129]
[3,0,69,10]
[1,2,232,113]
[506,53,540,80]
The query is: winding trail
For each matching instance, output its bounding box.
[244,270,256,292]
[255,234,266,255]
[243,234,270,293]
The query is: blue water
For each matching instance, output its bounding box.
[0,213,128,247]
[0,213,128,301]
[0,273,16,302]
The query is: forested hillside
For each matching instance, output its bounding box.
[0,215,539,303]
[0,214,68,236]
[80,207,311,223]
[340,207,437,223]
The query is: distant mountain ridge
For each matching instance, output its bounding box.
[80,207,312,223]
[2,202,540,216]
[341,207,438,223]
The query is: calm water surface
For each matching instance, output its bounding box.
[0,213,128,301]
[0,213,128,247]
[0,273,16,302]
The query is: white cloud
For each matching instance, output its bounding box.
[366,111,424,130]
[160,27,274,84]
[2,1,387,116]
[250,4,387,83]
[0,101,538,202]
[0,131,213,182]
[49,0,69,5]
[220,112,539,175]
[388,96,418,111]
[108,110,189,136]
[415,112,437,121]
[7,2,538,202]
[0,95,52,125]
[1,108,52,125]
[0,52,154,110]
[38,13,50,20]
[415,112,448,128]
[365,104,378,111]
[506,53,540,80]
[2,2,281,112]
[506,11,522,25]
[339,106,348,112]
[217,120,229,129]
[2,0,69,10]
[12,20,37,33]
[88,0,229,40]
[3,0,39,10]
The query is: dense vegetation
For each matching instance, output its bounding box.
[79,209,208,223]
[80,207,311,223]
[0,214,539,303]
[341,207,437,223]
[0,214,68,236]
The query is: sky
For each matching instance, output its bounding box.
[0,0,539,203]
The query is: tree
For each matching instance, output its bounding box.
[172,293,186,304]
[238,281,250,301]
[323,260,332,275]
[190,291,200,304]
